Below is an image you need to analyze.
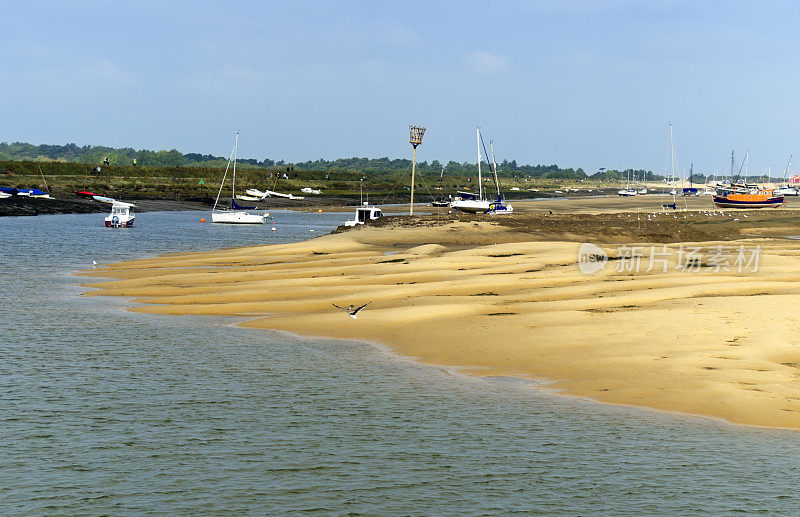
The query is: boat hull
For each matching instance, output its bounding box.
[211,211,266,224]
[105,218,134,227]
[712,195,785,209]
[451,199,491,213]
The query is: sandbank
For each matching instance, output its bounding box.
[80,204,800,430]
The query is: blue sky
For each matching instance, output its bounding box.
[2,0,800,176]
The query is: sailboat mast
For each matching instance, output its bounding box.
[232,132,238,200]
[785,155,792,185]
[476,127,483,200]
[213,134,237,212]
[669,123,675,186]
[490,140,501,199]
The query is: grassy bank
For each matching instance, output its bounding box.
[1,160,620,205]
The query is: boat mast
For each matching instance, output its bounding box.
[476,127,483,200]
[669,123,676,188]
[490,140,501,199]
[213,133,238,212]
[232,132,238,200]
[785,155,792,185]
[745,150,749,185]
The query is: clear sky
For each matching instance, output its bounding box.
[3,0,800,176]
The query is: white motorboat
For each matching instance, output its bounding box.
[105,201,135,227]
[618,189,638,196]
[0,192,11,199]
[344,205,383,226]
[211,133,268,224]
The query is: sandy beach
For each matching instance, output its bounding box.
[80,198,800,430]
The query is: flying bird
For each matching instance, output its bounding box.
[332,301,372,319]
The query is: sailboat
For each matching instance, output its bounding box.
[451,128,494,213]
[486,139,513,214]
[617,169,637,196]
[211,133,268,224]
[431,167,450,207]
[774,155,798,196]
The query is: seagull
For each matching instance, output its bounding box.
[92,260,97,269]
[332,301,372,319]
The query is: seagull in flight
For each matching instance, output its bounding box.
[332,301,372,319]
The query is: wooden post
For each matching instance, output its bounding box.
[409,125,425,216]
[410,146,417,215]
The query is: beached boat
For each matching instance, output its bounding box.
[16,188,52,198]
[0,191,11,199]
[452,128,493,214]
[245,188,305,201]
[617,169,637,196]
[212,133,267,224]
[344,205,383,226]
[75,190,97,198]
[484,138,513,214]
[774,185,798,196]
[105,201,135,227]
[713,189,784,209]
[92,195,117,204]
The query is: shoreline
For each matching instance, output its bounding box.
[77,205,800,430]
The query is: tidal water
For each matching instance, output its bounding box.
[2,210,799,515]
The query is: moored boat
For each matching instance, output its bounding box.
[211,133,268,224]
[105,201,135,227]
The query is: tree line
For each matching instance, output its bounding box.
[0,141,660,180]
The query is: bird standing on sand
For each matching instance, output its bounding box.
[332,301,372,319]
[92,260,97,269]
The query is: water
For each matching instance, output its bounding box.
[2,210,799,514]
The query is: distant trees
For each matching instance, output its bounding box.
[0,140,605,179]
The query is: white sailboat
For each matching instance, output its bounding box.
[486,139,513,214]
[451,128,493,213]
[617,169,638,196]
[211,133,268,224]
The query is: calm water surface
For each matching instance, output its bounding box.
[2,210,799,515]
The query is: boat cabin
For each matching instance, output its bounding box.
[105,201,136,228]
[344,206,383,227]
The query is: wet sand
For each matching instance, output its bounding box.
[80,197,800,429]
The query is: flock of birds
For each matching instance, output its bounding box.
[614,210,750,223]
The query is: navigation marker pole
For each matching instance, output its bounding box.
[409,125,426,216]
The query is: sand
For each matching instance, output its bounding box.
[79,199,800,430]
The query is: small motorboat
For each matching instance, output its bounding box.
[344,205,383,226]
[105,201,135,227]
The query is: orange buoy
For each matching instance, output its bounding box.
[200,218,206,223]
[318,209,322,213]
